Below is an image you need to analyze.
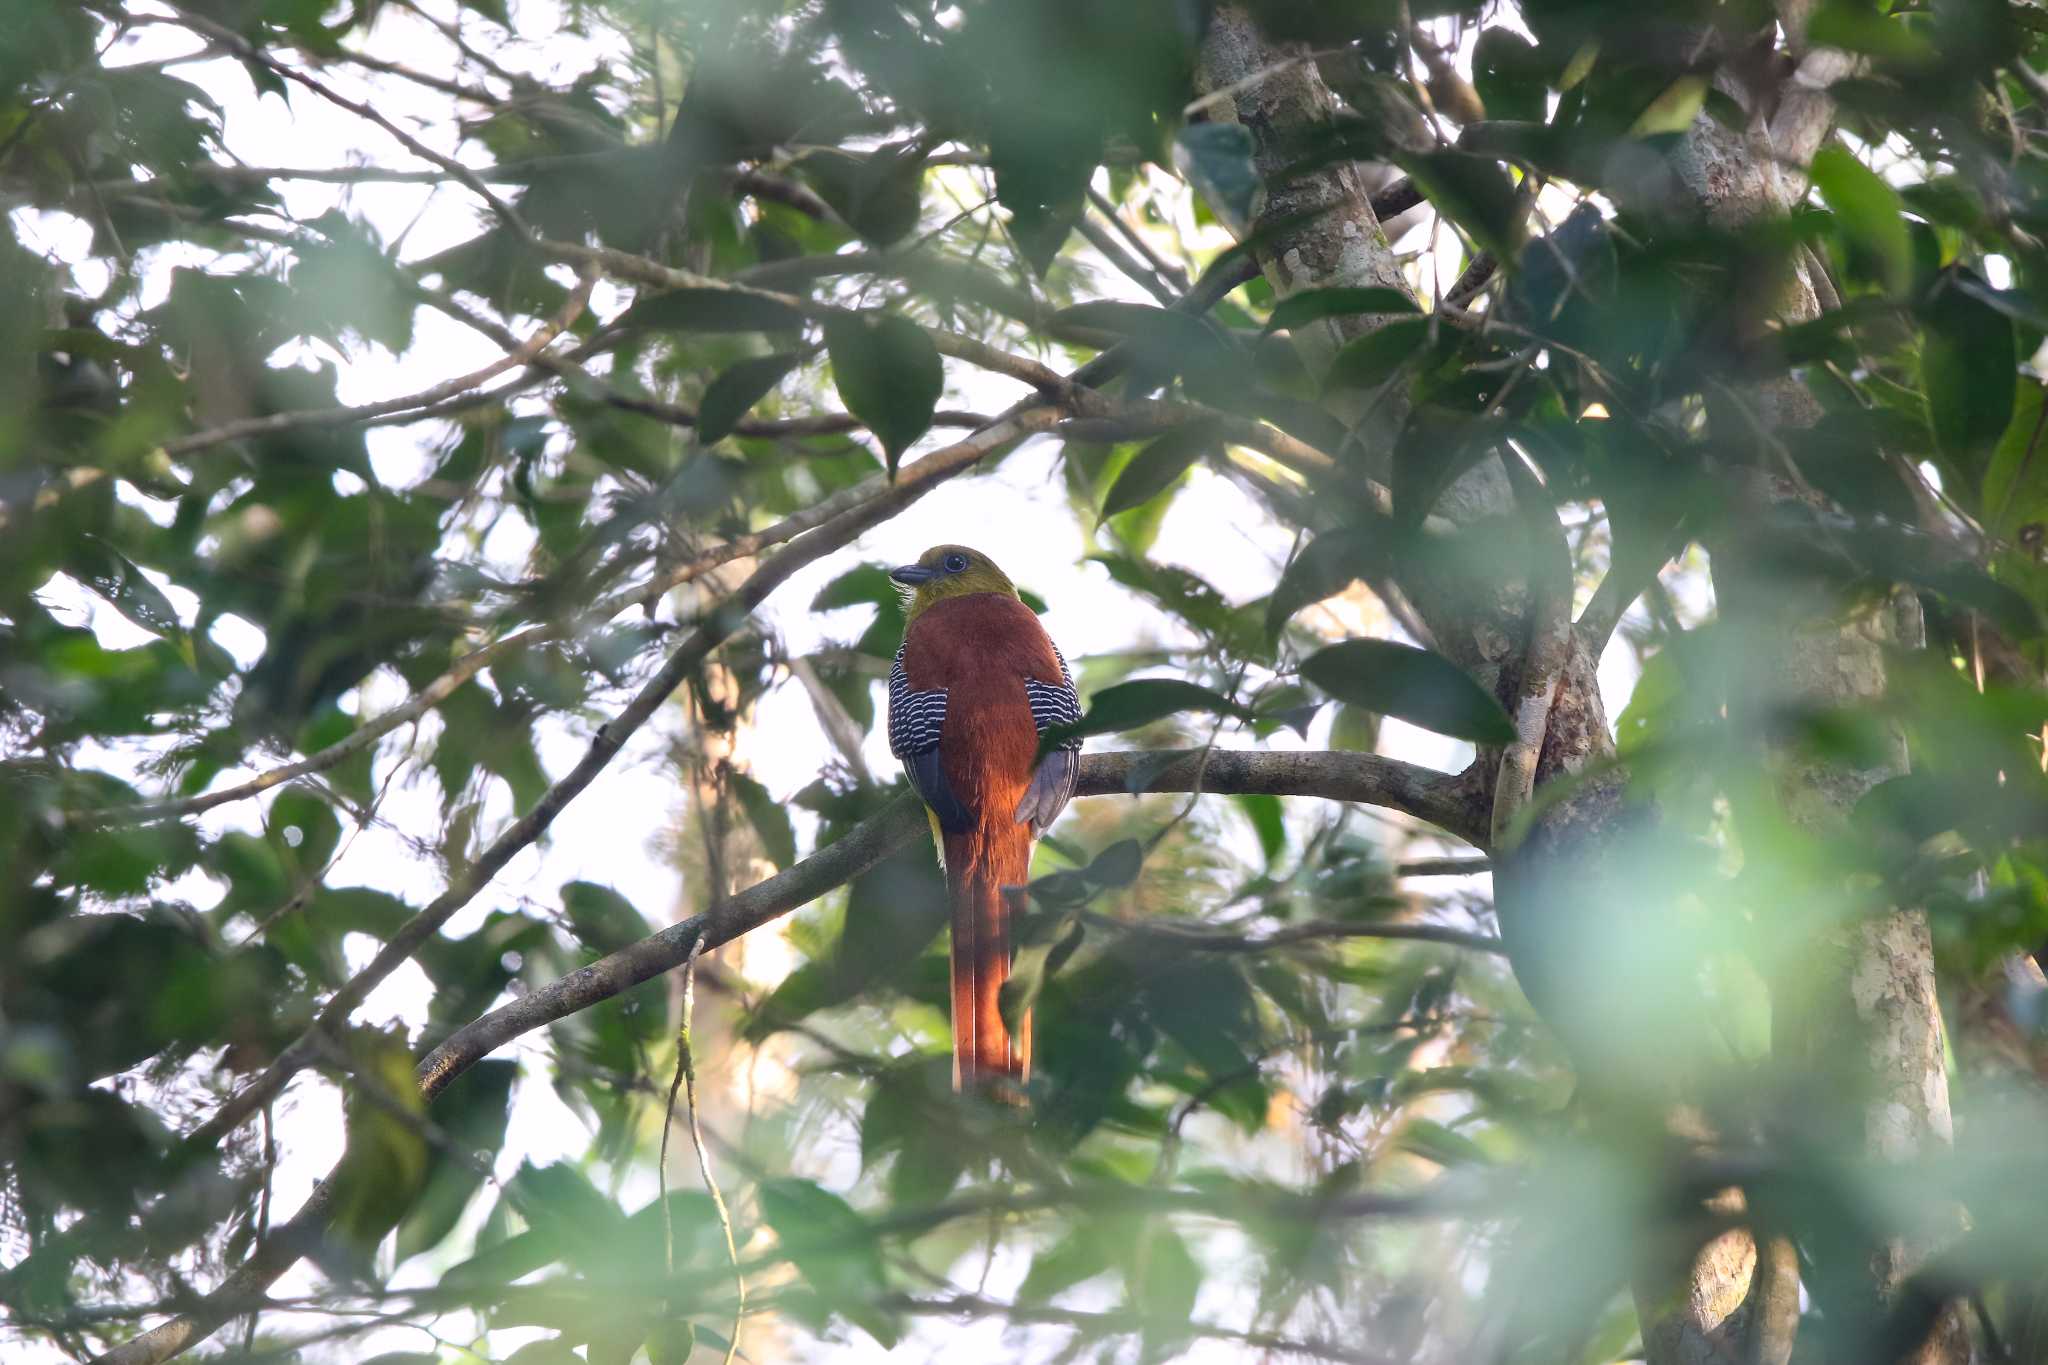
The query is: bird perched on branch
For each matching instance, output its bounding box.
[888,545,1082,1094]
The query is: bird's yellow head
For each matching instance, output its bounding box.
[890,544,1017,622]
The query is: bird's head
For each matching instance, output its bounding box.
[890,544,1017,620]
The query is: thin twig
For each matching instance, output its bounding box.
[660,935,743,1364]
[157,269,593,458]
[1086,184,1190,292]
[132,1,528,237]
[171,408,1061,1157]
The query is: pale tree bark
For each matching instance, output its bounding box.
[1663,19,1968,1365]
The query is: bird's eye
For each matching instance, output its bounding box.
[943,553,969,573]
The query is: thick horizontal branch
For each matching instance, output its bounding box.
[1118,913,1503,957]
[423,749,1476,1090]
[1078,749,1485,847]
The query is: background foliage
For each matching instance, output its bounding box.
[6,0,2048,1361]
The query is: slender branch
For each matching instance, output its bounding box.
[173,408,1061,1155]
[1371,176,1425,222]
[156,270,594,459]
[537,237,1089,403]
[1078,212,1180,305]
[421,748,1477,1094]
[1086,184,1190,292]
[134,1,528,236]
[661,937,742,1365]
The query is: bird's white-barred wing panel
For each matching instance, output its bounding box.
[1022,643,1083,749]
[889,644,973,833]
[887,645,947,758]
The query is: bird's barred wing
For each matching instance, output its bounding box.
[888,645,973,833]
[1015,643,1083,835]
[1021,643,1083,748]
[887,644,947,758]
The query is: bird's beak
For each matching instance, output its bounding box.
[889,564,937,585]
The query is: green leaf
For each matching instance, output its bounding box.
[1044,678,1248,747]
[561,881,652,954]
[1021,1223,1120,1302]
[757,1177,897,1346]
[1811,145,1911,297]
[1233,793,1286,865]
[1984,378,2048,535]
[1472,28,1548,123]
[617,286,806,333]
[1396,150,1523,261]
[65,537,184,642]
[1099,424,1219,520]
[800,143,926,245]
[1265,286,1419,334]
[645,1319,697,1365]
[1398,1117,1494,1167]
[824,311,943,477]
[1085,838,1144,887]
[393,1060,515,1263]
[731,770,798,870]
[1300,639,1515,744]
[1052,300,1220,354]
[1265,527,1384,642]
[1131,1222,1201,1332]
[1922,271,2016,487]
[1627,74,1709,137]
[1324,318,1434,391]
[1175,122,1261,233]
[698,351,802,444]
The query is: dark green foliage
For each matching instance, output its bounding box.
[9,0,2048,1361]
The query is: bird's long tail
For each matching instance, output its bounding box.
[942,821,1033,1093]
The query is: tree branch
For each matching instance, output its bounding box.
[89,742,1473,1365]
[172,407,1062,1155]
[133,1,528,236]
[155,270,594,458]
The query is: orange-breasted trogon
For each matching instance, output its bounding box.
[887,544,1081,1092]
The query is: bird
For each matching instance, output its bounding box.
[887,544,1082,1094]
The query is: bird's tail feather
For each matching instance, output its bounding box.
[943,824,1032,1094]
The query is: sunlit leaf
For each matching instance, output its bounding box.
[824,310,943,477]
